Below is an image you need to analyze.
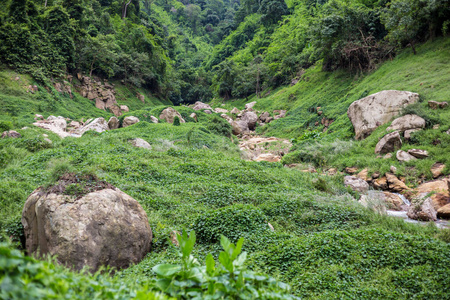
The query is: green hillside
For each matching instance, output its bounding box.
[1,0,450,298]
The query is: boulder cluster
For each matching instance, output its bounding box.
[77,76,128,116]
[191,101,286,136]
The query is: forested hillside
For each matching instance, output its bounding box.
[1,0,450,299]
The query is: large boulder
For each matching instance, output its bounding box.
[386,114,425,132]
[231,121,243,135]
[1,130,21,138]
[347,90,420,139]
[375,131,402,154]
[77,117,109,135]
[123,116,140,128]
[407,195,437,221]
[396,150,417,162]
[230,107,241,115]
[428,101,448,109]
[108,116,119,130]
[437,204,450,219]
[407,149,429,159]
[129,138,151,149]
[254,153,281,162]
[22,186,152,272]
[385,173,409,192]
[192,101,212,111]
[33,116,69,138]
[344,176,369,194]
[240,111,258,130]
[245,101,257,110]
[214,108,228,114]
[431,163,445,178]
[159,107,185,124]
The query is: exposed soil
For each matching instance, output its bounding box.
[43,172,116,199]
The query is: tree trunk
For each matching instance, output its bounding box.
[122,0,133,19]
[45,0,48,7]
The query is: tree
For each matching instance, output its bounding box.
[79,34,120,77]
[258,0,288,26]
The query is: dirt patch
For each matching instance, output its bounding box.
[42,173,116,199]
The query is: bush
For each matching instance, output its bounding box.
[0,120,12,132]
[206,115,231,137]
[193,204,270,244]
[173,116,180,126]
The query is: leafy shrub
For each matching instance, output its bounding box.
[0,120,12,132]
[151,231,297,299]
[173,116,181,126]
[206,115,231,137]
[193,204,270,244]
[18,137,52,152]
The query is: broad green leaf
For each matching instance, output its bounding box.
[234,252,247,267]
[220,235,231,252]
[219,252,233,272]
[231,237,244,260]
[152,264,181,277]
[205,253,215,276]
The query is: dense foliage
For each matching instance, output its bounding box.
[1,0,449,102]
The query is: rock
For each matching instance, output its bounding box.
[77,117,109,135]
[431,163,445,178]
[1,130,21,138]
[437,204,450,219]
[245,101,257,110]
[129,138,152,149]
[390,166,397,173]
[220,114,233,124]
[386,173,409,192]
[273,110,287,120]
[383,192,404,210]
[415,179,450,210]
[407,149,429,159]
[123,116,140,128]
[120,105,129,112]
[95,98,106,110]
[359,191,387,214]
[404,129,421,140]
[259,112,271,123]
[386,114,425,132]
[68,121,81,129]
[396,150,417,162]
[373,176,388,190]
[428,100,448,109]
[357,168,369,181]
[231,121,243,135]
[204,110,212,114]
[383,153,393,159]
[34,114,44,120]
[22,188,152,272]
[44,138,52,144]
[159,107,185,124]
[372,172,380,179]
[192,101,212,111]
[344,176,369,194]
[345,167,358,174]
[254,153,281,162]
[407,195,437,221]
[347,90,420,139]
[327,168,338,176]
[433,124,440,130]
[137,93,145,103]
[241,111,258,130]
[108,117,119,130]
[230,107,241,114]
[150,116,159,124]
[33,116,69,138]
[214,108,228,114]
[375,131,402,154]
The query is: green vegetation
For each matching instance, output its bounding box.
[1,0,450,298]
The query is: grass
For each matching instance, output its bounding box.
[1,39,450,298]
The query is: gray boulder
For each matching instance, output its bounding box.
[241,111,258,130]
[375,131,402,154]
[347,90,420,139]
[386,114,425,132]
[108,116,119,130]
[22,188,152,272]
[129,138,152,149]
[123,116,140,127]
[344,176,369,194]
[396,150,417,162]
